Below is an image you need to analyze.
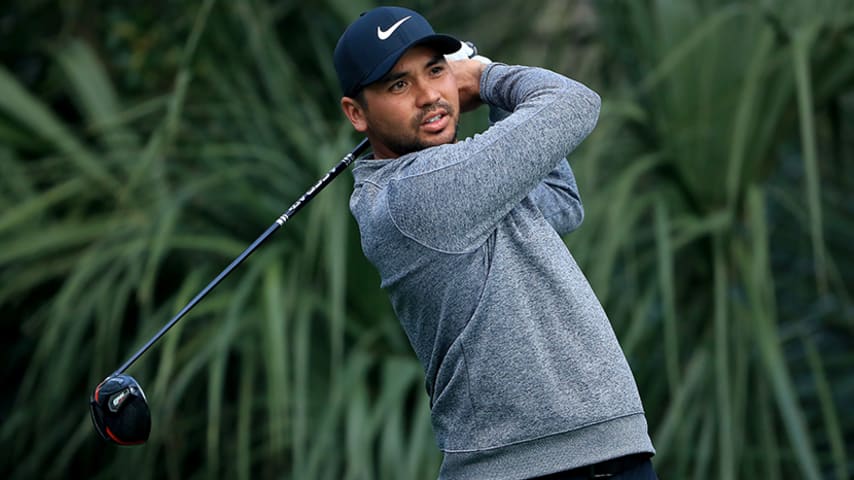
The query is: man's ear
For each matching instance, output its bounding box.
[341,97,368,133]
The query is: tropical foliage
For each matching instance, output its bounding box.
[1,1,851,479]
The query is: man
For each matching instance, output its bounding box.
[334,6,657,480]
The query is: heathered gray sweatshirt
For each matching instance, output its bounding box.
[349,63,654,479]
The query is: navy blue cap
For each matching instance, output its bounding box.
[334,6,460,97]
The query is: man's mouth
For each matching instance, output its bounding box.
[420,110,449,133]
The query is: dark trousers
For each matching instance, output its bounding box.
[530,454,658,480]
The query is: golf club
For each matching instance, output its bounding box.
[90,138,370,445]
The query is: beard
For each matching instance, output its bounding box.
[373,101,458,157]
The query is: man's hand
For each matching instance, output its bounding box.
[449,59,487,113]
[445,42,492,114]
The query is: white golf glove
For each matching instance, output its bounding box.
[445,41,492,64]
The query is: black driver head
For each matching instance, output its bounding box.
[89,374,151,445]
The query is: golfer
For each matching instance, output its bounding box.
[334,6,657,479]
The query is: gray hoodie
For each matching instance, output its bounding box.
[349,63,654,479]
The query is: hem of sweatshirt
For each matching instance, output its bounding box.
[438,413,654,480]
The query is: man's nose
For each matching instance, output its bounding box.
[414,81,441,107]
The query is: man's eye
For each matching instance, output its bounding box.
[390,80,406,91]
[431,66,444,75]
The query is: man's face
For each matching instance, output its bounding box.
[342,45,460,158]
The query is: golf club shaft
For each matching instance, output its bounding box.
[112,138,370,377]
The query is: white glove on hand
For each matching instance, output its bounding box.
[445,41,492,64]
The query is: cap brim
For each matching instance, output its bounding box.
[358,35,461,93]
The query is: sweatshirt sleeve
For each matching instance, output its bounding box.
[528,160,584,235]
[386,63,600,252]
[488,106,584,236]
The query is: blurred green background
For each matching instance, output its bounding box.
[1,0,852,478]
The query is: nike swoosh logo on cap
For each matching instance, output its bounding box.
[377,16,412,40]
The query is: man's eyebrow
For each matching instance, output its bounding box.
[425,54,445,67]
[379,70,408,85]
[379,54,447,84]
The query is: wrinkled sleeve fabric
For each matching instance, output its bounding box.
[489,105,584,236]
